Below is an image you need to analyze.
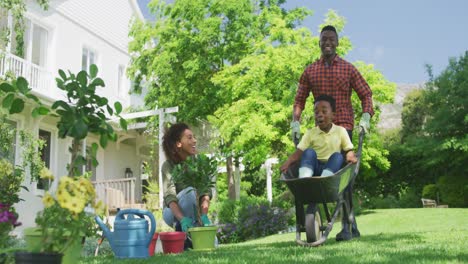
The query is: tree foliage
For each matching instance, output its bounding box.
[380,51,468,207]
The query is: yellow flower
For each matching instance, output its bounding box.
[42,192,55,208]
[39,167,54,181]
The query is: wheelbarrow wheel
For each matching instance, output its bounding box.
[305,205,321,243]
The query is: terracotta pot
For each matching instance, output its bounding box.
[148,232,159,256]
[159,231,185,254]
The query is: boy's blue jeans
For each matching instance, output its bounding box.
[300,149,344,175]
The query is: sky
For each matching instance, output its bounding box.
[137,0,468,84]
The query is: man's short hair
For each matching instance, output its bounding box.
[314,94,336,112]
[321,25,338,38]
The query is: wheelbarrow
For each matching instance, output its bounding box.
[280,129,364,247]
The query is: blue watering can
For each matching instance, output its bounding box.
[95,208,156,258]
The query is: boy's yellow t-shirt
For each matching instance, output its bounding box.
[297,124,353,162]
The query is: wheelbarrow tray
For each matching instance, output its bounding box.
[281,162,356,204]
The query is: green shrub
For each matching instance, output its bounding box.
[437,175,468,207]
[398,187,421,208]
[366,195,399,209]
[216,196,290,243]
[422,184,438,200]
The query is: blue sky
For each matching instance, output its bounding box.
[137,0,468,84]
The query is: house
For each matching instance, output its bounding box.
[0,0,155,233]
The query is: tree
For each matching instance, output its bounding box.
[381,52,468,207]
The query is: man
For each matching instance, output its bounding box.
[292,25,374,241]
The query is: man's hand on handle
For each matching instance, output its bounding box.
[359,113,371,134]
[291,120,301,143]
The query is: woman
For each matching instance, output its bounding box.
[161,123,212,234]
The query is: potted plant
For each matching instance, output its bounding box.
[171,154,218,251]
[18,173,106,263]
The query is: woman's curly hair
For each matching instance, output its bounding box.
[162,123,190,163]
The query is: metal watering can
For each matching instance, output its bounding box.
[95,208,156,258]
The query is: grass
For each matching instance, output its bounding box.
[81,208,467,264]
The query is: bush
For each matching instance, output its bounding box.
[398,187,421,208]
[437,175,468,207]
[366,195,399,209]
[422,184,438,200]
[237,203,289,241]
[215,196,290,243]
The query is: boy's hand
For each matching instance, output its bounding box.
[280,161,291,173]
[346,151,358,164]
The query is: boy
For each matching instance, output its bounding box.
[280,94,357,177]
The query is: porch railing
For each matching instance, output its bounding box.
[92,177,139,212]
[0,52,54,95]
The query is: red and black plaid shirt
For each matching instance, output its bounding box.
[294,55,374,130]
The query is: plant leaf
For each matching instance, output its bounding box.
[119,118,127,131]
[9,98,25,114]
[114,101,122,114]
[0,82,15,92]
[2,93,15,109]
[58,69,67,80]
[90,64,98,78]
[16,77,29,94]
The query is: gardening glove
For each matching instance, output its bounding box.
[201,214,211,226]
[291,120,301,144]
[358,113,371,134]
[180,217,193,232]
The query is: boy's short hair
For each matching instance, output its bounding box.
[314,94,336,112]
[321,25,338,38]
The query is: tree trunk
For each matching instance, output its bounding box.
[234,157,241,200]
[226,155,236,200]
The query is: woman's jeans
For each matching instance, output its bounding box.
[300,149,344,175]
[163,187,197,228]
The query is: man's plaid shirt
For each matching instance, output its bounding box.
[294,55,374,130]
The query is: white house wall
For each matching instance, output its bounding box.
[12,0,148,233]
[25,0,143,108]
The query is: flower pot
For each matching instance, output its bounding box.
[188,226,217,251]
[159,232,185,254]
[14,251,62,264]
[23,227,83,263]
[148,232,159,256]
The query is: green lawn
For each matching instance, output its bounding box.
[82,208,467,264]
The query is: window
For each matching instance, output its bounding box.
[30,23,48,67]
[37,129,51,190]
[82,47,96,71]
[20,19,48,66]
[117,65,127,97]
